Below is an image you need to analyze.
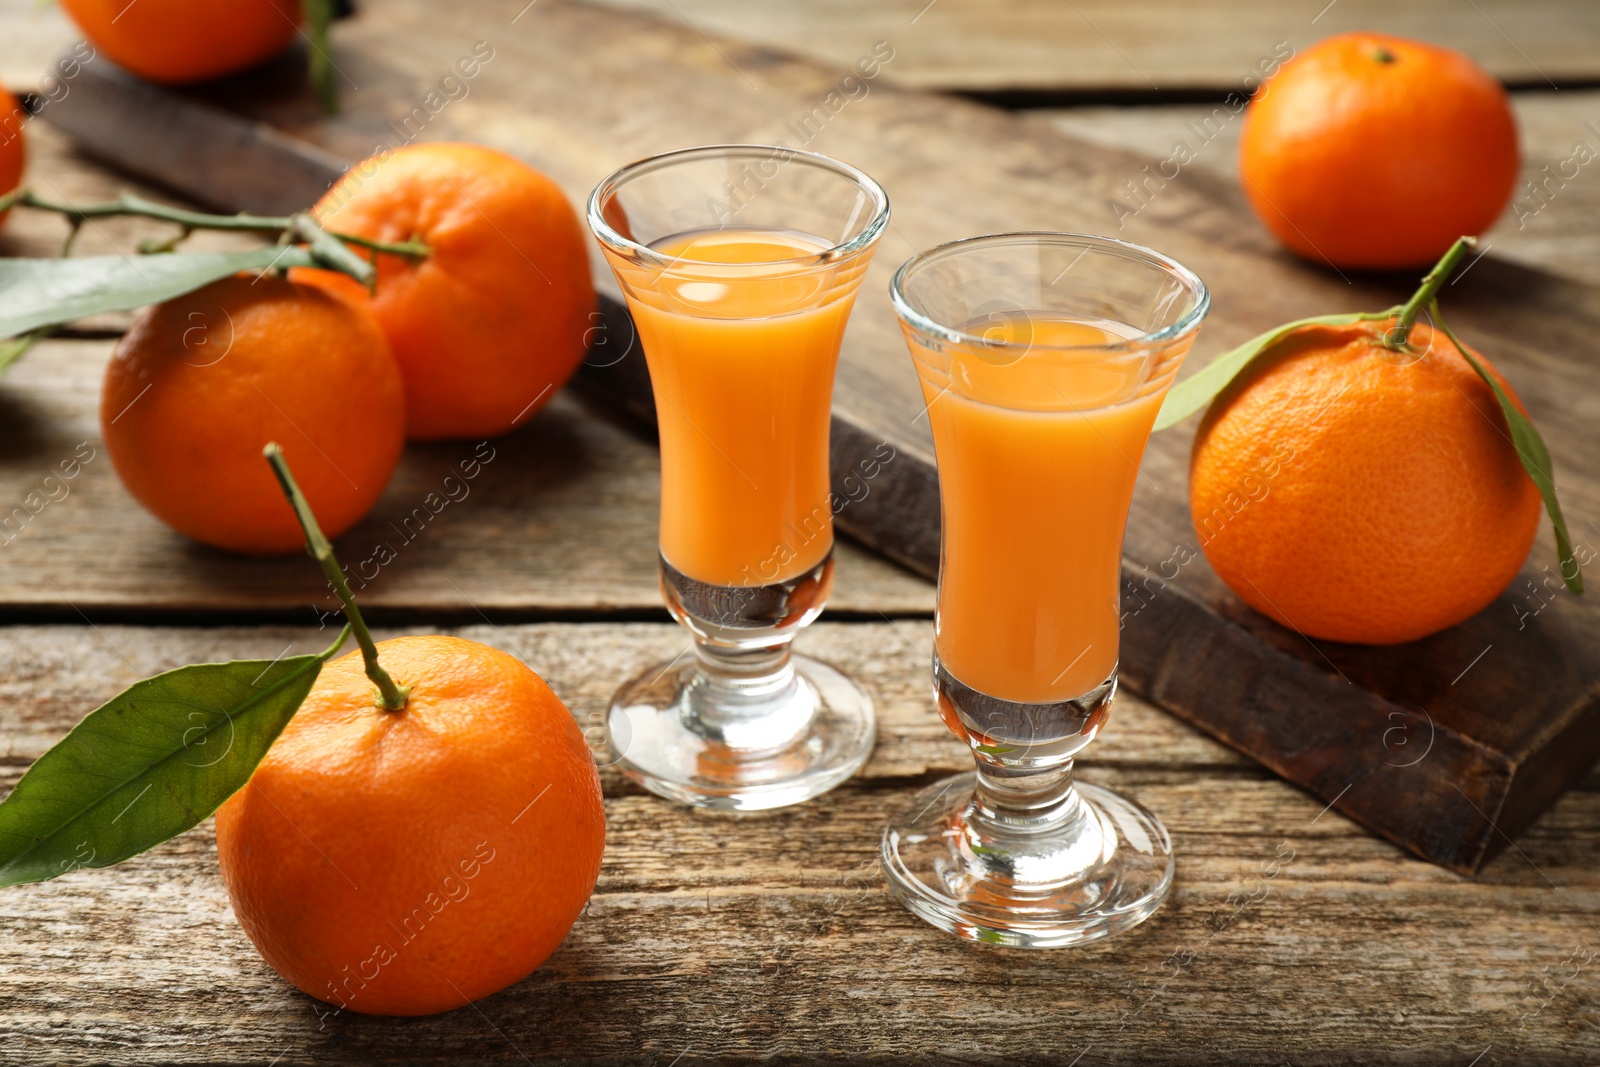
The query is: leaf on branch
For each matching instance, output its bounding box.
[1153,312,1389,432]
[0,247,318,339]
[0,627,348,888]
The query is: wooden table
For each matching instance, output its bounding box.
[2,4,1599,1064]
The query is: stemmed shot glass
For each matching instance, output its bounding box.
[587,145,889,811]
[881,233,1209,946]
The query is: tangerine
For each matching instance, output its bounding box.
[1189,318,1541,644]
[310,143,596,440]
[57,0,300,85]
[215,635,606,1016]
[1238,33,1519,270]
[101,273,405,554]
[0,82,24,227]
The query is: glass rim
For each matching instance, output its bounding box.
[889,231,1211,353]
[586,143,891,268]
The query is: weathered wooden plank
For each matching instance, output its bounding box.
[1033,91,1600,287]
[1,622,1597,1064]
[585,0,1600,92]
[0,621,1246,776]
[0,333,932,618]
[23,1,1600,872]
[7,0,1600,100]
[0,2,78,94]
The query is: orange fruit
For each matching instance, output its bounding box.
[57,0,300,85]
[310,143,596,440]
[101,273,405,554]
[0,82,24,227]
[1238,33,1519,270]
[215,635,606,1017]
[1189,319,1541,645]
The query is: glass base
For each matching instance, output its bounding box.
[607,653,875,812]
[881,772,1174,948]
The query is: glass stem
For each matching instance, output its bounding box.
[684,636,813,752]
[970,756,1087,834]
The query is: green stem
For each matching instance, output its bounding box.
[287,213,377,286]
[22,191,285,231]
[14,191,429,261]
[318,622,354,661]
[313,229,430,261]
[303,0,340,115]
[263,443,411,711]
[1385,236,1478,349]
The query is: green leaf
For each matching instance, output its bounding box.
[0,627,348,888]
[0,246,317,340]
[1430,303,1582,595]
[1153,311,1392,432]
[0,327,47,380]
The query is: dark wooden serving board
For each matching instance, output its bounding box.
[33,0,1600,874]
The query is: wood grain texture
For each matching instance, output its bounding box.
[24,0,1600,871]
[583,0,1600,92]
[0,1,79,93]
[18,0,1600,870]
[141,0,1600,874]
[2,622,1598,1065]
[2,8,1597,1064]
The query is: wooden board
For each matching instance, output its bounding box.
[27,0,1600,876]
[585,0,1600,94]
[3,621,1598,1064]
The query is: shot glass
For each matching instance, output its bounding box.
[880,232,1209,946]
[587,144,889,811]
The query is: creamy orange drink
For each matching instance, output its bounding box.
[882,233,1208,948]
[588,145,887,813]
[605,227,862,587]
[909,315,1187,702]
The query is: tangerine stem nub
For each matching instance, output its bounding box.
[263,443,410,712]
[1388,236,1477,349]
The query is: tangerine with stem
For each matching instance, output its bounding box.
[1188,239,1573,645]
[308,143,597,440]
[215,446,606,1015]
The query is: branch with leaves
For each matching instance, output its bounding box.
[0,189,428,371]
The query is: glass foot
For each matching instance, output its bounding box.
[607,653,875,812]
[881,772,1174,948]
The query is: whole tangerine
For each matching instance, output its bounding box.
[215,635,606,1017]
[1190,319,1541,644]
[57,0,300,85]
[310,143,596,440]
[1238,32,1519,270]
[101,273,405,554]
